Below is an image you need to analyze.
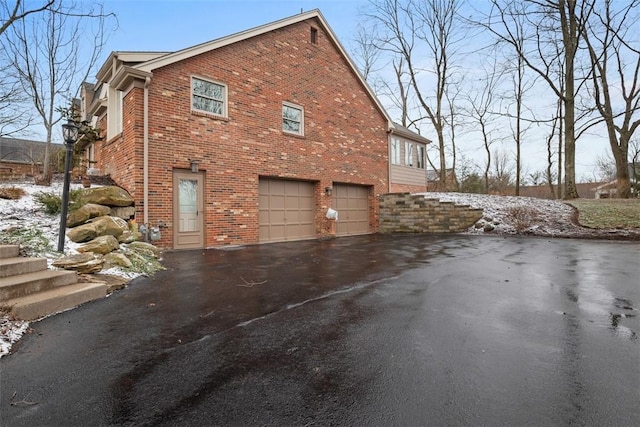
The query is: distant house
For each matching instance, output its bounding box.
[0,137,62,178]
[511,182,601,199]
[426,168,458,192]
[79,9,429,249]
[594,163,640,198]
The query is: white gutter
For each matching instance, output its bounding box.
[143,76,151,229]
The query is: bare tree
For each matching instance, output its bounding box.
[480,0,594,199]
[363,0,464,190]
[490,148,514,193]
[392,57,411,127]
[0,0,54,37]
[582,0,640,198]
[352,23,383,82]
[444,83,461,188]
[462,58,502,193]
[1,1,112,183]
[594,151,616,182]
[630,138,640,195]
[502,25,537,196]
[545,111,560,198]
[0,59,33,137]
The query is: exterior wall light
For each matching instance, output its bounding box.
[325,186,332,196]
[57,118,79,252]
[190,159,200,173]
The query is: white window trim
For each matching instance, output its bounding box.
[391,137,401,165]
[282,102,304,136]
[107,85,123,140]
[416,145,425,169]
[405,142,414,167]
[191,76,228,118]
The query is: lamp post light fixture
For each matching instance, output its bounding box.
[57,118,79,252]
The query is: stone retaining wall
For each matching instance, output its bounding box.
[379,193,484,233]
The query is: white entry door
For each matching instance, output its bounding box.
[173,171,204,249]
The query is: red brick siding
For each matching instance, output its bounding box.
[102,18,389,248]
[390,183,429,193]
[100,88,145,203]
[0,161,42,178]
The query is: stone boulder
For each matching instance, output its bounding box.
[81,186,134,207]
[66,224,98,243]
[89,215,129,236]
[67,216,129,243]
[125,241,162,258]
[76,235,120,255]
[118,230,143,244]
[67,203,111,227]
[92,273,129,293]
[104,252,133,269]
[110,206,136,220]
[52,253,105,274]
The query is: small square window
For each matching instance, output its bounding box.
[192,77,226,117]
[283,103,304,135]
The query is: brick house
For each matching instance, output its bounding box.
[0,137,53,179]
[79,9,429,249]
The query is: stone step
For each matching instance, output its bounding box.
[0,245,20,259]
[0,281,108,321]
[0,257,48,278]
[0,269,78,301]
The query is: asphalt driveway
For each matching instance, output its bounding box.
[1,234,639,426]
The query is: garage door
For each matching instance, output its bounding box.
[333,184,370,236]
[259,178,315,243]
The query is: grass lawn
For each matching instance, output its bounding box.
[566,199,640,229]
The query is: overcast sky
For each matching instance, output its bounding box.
[85,0,610,182]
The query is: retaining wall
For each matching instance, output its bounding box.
[379,193,484,233]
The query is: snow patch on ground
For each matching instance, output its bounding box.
[0,317,29,358]
[1,181,142,357]
[419,192,581,236]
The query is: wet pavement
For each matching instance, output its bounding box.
[1,234,639,426]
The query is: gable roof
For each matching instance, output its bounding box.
[121,9,393,129]
[390,123,431,144]
[0,137,60,163]
[93,9,431,143]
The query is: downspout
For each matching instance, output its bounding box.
[388,132,392,193]
[387,123,393,193]
[144,76,151,234]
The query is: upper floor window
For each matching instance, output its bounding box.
[405,142,414,167]
[417,145,425,169]
[192,77,226,117]
[107,85,122,140]
[283,103,304,135]
[391,137,401,165]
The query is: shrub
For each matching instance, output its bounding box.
[0,187,26,200]
[506,206,539,232]
[33,191,62,214]
[0,227,53,257]
[33,189,85,215]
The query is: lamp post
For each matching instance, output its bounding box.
[57,118,79,252]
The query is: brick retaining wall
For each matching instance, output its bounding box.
[379,193,484,233]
